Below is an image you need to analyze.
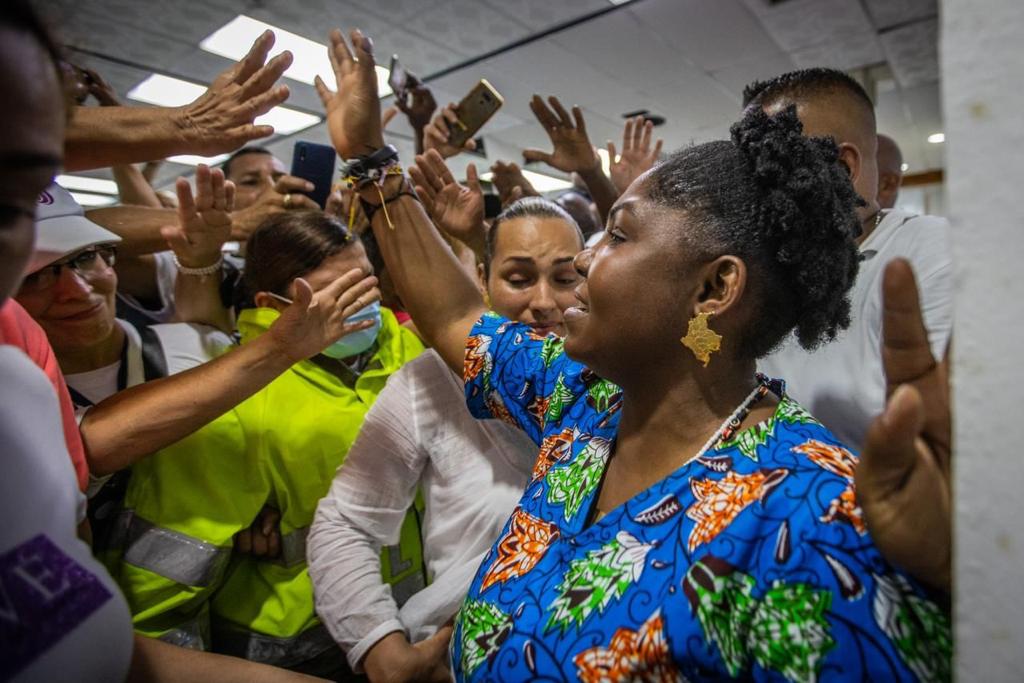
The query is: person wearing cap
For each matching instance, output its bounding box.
[14,174,382,554]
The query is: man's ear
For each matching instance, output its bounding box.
[694,255,747,316]
[837,142,863,188]
[253,291,287,310]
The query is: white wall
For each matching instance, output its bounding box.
[945,1,1024,679]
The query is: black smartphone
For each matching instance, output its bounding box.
[388,54,410,107]
[290,141,337,209]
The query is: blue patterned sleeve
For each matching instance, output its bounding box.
[463,312,581,445]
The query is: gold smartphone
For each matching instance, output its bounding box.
[448,79,504,149]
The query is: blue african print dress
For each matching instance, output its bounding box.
[452,312,950,682]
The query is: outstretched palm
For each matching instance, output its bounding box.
[523,95,599,174]
[314,28,384,158]
[410,150,486,251]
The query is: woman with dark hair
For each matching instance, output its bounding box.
[114,210,425,678]
[317,29,950,681]
[308,196,584,682]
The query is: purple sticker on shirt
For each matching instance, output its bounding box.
[1,534,112,680]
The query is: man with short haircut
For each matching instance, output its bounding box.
[876,133,904,210]
[221,146,320,238]
[746,68,953,448]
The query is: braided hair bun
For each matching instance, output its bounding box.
[646,105,860,358]
[730,105,861,350]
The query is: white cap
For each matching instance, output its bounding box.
[28,183,122,274]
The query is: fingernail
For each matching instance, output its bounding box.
[306,182,314,191]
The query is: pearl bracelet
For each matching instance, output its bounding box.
[172,253,223,276]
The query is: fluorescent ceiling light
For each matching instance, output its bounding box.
[928,133,945,144]
[900,163,910,172]
[200,15,392,96]
[70,191,117,207]
[479,170,573,194]
[56,174,118,195]
[166,153,231,166]
[127,73,321,136]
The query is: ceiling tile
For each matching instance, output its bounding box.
[709,52,799,99]
[790,32,886,71]
[742,0,875,51]
[479,0,609,32]
[863,0,937,30]
[879,18,939,88]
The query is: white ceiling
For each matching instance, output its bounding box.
[44,0,943,190]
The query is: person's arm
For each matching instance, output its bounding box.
[308,363,449,682]
[521,94,618,222]
[113,164,164,208]
[856,258,951,593]
[128,634,326,682]
[80,267,380,475]
[64,32,291,171]
[163,165,234,332]
[316,29,484,373]
[87,205,176,256]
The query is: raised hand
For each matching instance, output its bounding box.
[267,267,381,363]
[423,103,478,159]
[315,28,384,158]
[857,258,951,592]
[229,174,318,241]
[397,79,438,131]
[607,115,664,194]
[523,95,600,174]
[409,149,485,251]
[161,164,234,268]
[489,160,540,208]
[80,67,121,106]
[178,31,293,156]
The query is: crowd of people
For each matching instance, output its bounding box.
[3,2,954,681]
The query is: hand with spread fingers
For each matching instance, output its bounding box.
[267,267,382,364]
[489,160,540,208]
[523,95,600,174]
[397,78,438,132]
[409,150,486,254]
[229,174,319,241]
[423,103,479,159]
[161,164,234,269]
[315,28,384,158]
[608,115,664,194]
[177,30,293,156]
[857,258,952,593]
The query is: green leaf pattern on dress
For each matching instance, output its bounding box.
[458,599,514,678]
[873,573,952,683]
[546,435,612,521]
[546,531,653,634]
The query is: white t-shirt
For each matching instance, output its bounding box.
[759,209,953,448]
[307,350,538,671]
[0,346,134,682]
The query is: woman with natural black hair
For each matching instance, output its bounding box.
[319,28,950,681]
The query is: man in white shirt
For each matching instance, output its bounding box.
[744,68,953,448]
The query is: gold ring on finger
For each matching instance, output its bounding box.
[283,193,292,208]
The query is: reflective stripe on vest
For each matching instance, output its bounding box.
[212,621,336,667]
[122,513,231,587]
[158,618,207,651]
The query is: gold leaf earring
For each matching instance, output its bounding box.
[681,311,722,367]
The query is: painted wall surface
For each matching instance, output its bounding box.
[944,0,1024,679]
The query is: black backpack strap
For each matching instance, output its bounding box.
[138,325,169,381]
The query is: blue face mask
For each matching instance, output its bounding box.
[321,301,382,359]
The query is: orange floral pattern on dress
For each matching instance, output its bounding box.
[531,427,576,482]
[575,609,684,682]
[793,440,867,535]
[527,394,550,429]
[481,507,560,591]
[686,471,771,552]
[464,334,490,383]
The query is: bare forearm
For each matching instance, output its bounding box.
[128,634,326,683]
[113,164,163,208]
[65,106,188,172]
[173,270,233,332]
[369,187,485,371]
[81,334,291,474]
[87,206,176,256]
[577,167,618,224]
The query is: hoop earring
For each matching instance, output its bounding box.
[681,311,722,367]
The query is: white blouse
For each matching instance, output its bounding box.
[307,349,537,671]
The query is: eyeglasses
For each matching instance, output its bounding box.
[20,245,117,294]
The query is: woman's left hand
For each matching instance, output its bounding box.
[161,164,234,269]
[267,269,381,363]
[315,28,384,158]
